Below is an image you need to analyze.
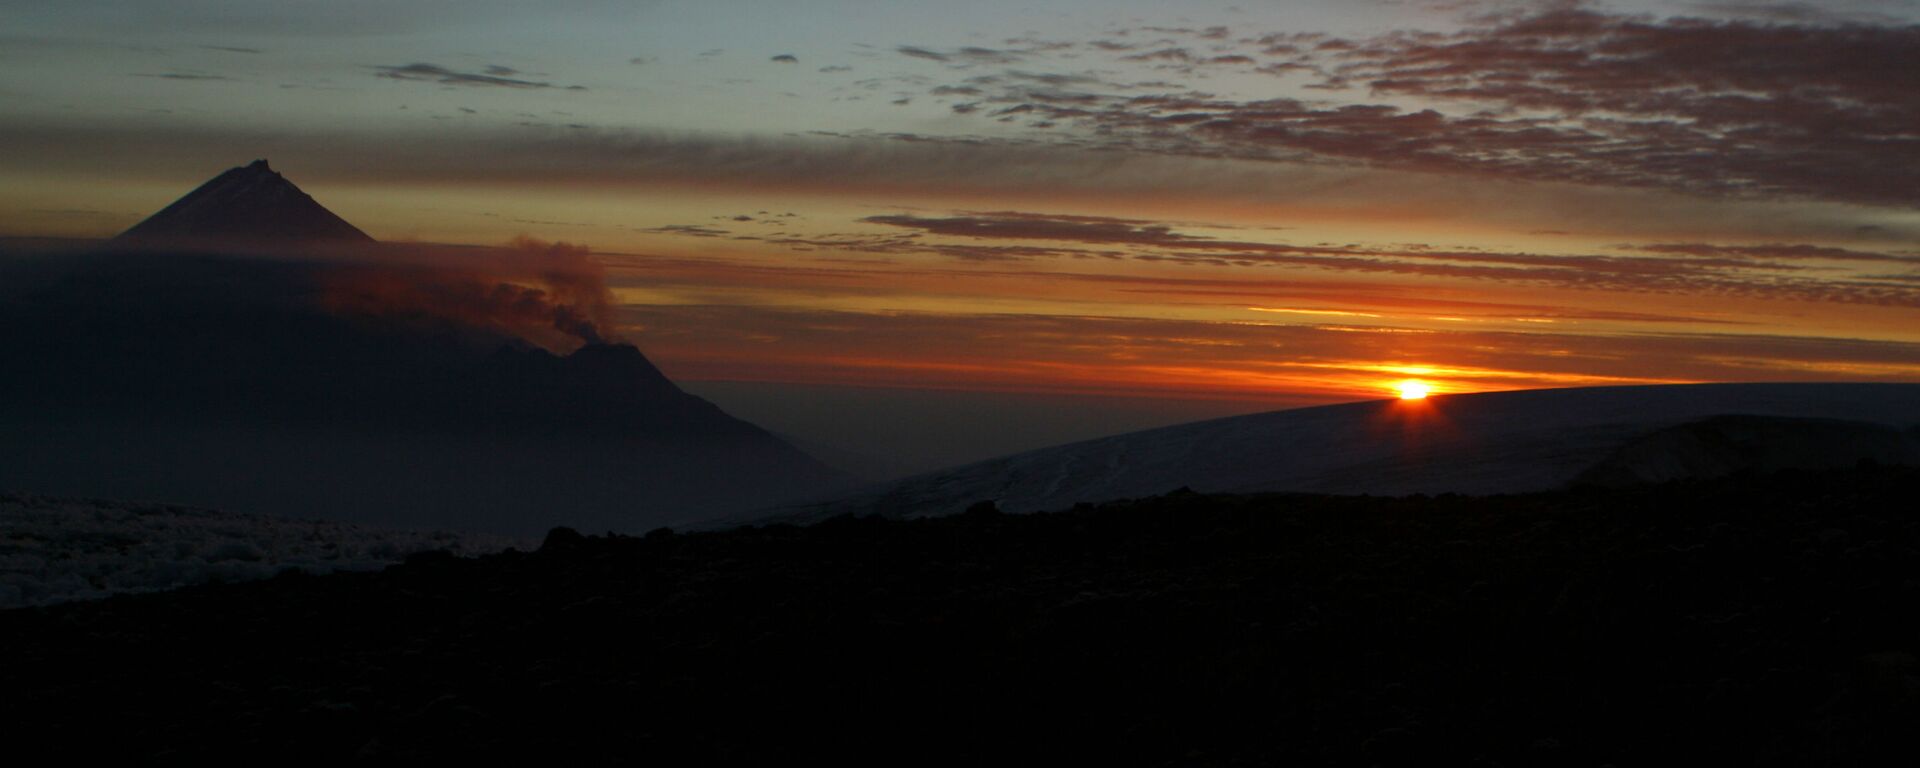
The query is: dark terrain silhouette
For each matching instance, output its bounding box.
[5,467,1916,764]
[1577,414,1920,487]
[0,163,846,532]
[786,383,1920,520]
[116,159,374,246]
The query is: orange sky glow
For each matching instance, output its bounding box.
[4,1,1919,410]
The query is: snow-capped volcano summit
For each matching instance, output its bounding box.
[115,159,373,246]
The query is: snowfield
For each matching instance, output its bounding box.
[1,493,530,608]
[772,383,1920,522]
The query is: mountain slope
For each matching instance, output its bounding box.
[115,159,374,245]
[776,383,1920,521]
[0,253,846,533]
[2,163,847,533]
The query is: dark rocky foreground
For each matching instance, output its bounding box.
[5,468,1919,765]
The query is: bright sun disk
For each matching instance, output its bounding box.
[1397,380,1431,400]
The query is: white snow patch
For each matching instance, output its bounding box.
[776,383,1920,521]
[0,493,531,609]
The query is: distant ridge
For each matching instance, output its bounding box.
[767,382,1920,522]
[115,159,373,246]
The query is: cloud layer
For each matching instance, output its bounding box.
[918,8,1920,208]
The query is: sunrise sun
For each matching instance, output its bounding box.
[1397,380,1431,400]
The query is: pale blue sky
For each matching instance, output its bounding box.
[14,0,1910,138]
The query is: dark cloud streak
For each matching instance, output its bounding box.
[132,73,231,81]
[854,211,1920,308]
[619,304,1920,400]
[930,9,1920,208]
[376,62,559,89]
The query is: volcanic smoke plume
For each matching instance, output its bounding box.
[313,236,619,352]
[0,235,842,534]
[0,159,845,535]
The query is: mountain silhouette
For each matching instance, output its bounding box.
[0,162,850,533]
[115,159,373,246]
[769,383,1920,522]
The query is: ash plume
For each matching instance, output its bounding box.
[311,236,620,351]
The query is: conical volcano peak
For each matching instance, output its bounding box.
[115,159,374,247]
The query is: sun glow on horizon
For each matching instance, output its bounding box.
[1396,380,1431,400]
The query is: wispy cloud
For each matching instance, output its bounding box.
[862,212,1205,247]
[132,72,231,81]
[376,62,566,89]
[1629,242,1920,265]
[896,45,1026,65]
[918,8,1920,208]
[614,303,1920,401]
[640,224,733,238]
[7,118,1909,247]
[850,211,1920,308]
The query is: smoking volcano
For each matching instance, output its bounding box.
[0,161,845,533]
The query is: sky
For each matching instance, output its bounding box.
[5,0,1920,467]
